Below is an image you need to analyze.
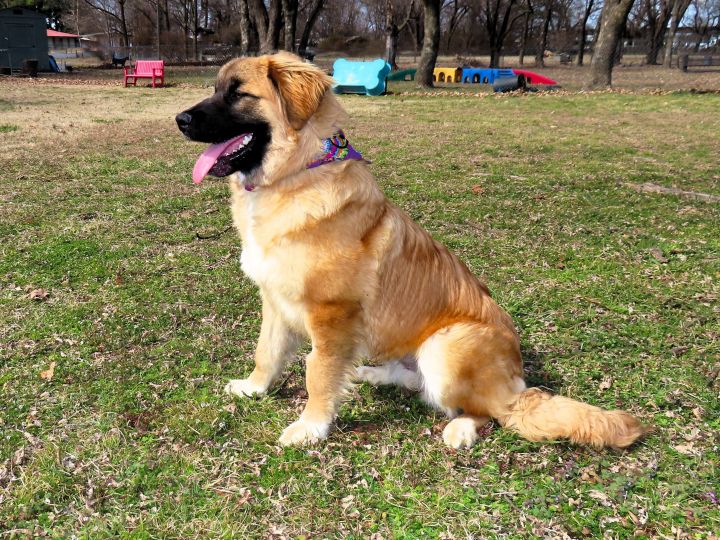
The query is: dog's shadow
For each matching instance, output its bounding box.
[335,345,561,435]
[521,345,562,392]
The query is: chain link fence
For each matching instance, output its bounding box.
[95,44,254,66]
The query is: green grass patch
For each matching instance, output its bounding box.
[0,123,19,132]
[0,84,718,539]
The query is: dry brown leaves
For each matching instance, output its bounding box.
[40,361,56,381]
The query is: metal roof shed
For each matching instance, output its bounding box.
[0,7,50,72]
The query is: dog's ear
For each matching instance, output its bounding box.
[266,52,334,131]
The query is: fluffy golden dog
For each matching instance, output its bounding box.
[176,53,645,448]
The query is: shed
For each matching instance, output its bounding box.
[0,7,50,72]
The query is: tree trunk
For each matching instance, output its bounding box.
[646,24,668,64]
[577,0,594,66]
[119,0,129,48]
[663,0,691,68]
[518,8,531,65]
[384,0,399,69]
[445,0,466,51]
[385,26,399,70]
[190,0,200,61]
[417,0,441,88]
[164,0,170,31]
[644,0,671,65]
[248,0,269,50]
[490,46,501,67]
[587,0,635,88]
[535,4,552,67]
[577,26,587,65]
[155,1,161,58]
[693,35,701,52]
[485,0,518,69]
[239,0,251,55]
[183,2,189,60]
[266,0,282,52]
[281,0,298,51]
[298,0,324,55]
[614,24,626,65]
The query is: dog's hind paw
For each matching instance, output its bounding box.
[355,365,382,384]
[442,416,490,449]
[279,419,330,446]
[224,378,267,397]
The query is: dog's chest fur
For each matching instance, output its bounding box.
[234,188,311,332]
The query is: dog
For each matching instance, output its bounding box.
[176,52,645,449]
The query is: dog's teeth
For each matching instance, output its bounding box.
[243,135,252,144]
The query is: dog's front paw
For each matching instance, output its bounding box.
[278,419,330,446]
[224,378,267,398]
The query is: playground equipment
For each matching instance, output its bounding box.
[330,59,559,96]
[464,67,558,86]
[332,58,391,96]
[461,68,515,84]
[387,68,416,81]
[432,67,462,83]
[511,69,558,85]
[493,76,526,93]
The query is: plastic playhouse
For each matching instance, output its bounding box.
[432,67,462,83]
[461,68,515,84]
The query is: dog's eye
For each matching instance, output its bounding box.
[225,90,249,105]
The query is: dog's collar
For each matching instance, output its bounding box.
[306,130,365,169]
[243,130,364,192]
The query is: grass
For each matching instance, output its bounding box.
[0,124,18,133]
[0,79,718,539]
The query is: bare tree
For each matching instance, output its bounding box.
[482,0,523,68]
[384,0,416,69]
[535,0,553,66]
[691,0,720,51]
[662,0,691,67]
[587,0,636,87]
[281,0,298,51]
[298,0,324,56]
[83,0,131,48]
[444,0,469,49]
[248,0,282,53]
[417,0,441,87]
[576,0,598,65]
[238,0,251,54]
[518,0,533,65]
[638,0,672,64]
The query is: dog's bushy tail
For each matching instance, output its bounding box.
[497,388,645,449]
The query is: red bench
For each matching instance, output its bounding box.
[124,60,165,88]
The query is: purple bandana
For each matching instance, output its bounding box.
[306,130,364,169]
[243,130,364,192]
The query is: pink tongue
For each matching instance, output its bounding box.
[192,134,248,184]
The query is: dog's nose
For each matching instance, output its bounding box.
[176,112,192,132]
